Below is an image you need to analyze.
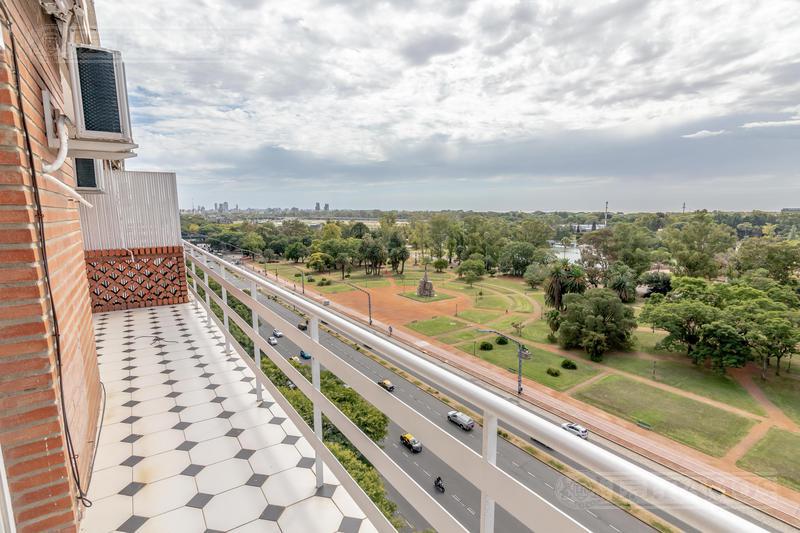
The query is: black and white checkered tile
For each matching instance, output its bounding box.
[83,303,373,533]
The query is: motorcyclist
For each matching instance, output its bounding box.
[434,476,444,490]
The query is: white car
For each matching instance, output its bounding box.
[272,329,284,338]
[268,336,278,346]
[561,422,588,439]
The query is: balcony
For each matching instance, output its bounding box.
[81,303,376,533]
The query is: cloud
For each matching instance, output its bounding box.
[741,118,800,128]
[682,129,728,139]
[93,0,800,211]
[399,32,466,65]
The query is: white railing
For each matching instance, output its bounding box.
[183,241,764,533]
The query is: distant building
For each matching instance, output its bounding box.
[315,202,321,211]
[782,208,800,212]
[324,203,330,211]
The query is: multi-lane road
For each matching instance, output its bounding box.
[203,263,664,532]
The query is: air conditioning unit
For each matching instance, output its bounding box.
[44,44,137,160]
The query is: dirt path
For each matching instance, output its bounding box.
[730,368,799,431]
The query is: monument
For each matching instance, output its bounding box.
[417,266,435,297]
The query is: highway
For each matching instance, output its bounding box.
[201,263,661,532]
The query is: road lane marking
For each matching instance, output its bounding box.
[511,461,520,468]
[586,510,598,518]
[422,470,431,477]
[545,482,554,489]
[609,525,621,533]
[467,507,475,515]
[526,471,536,478]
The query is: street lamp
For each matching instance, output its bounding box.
[344,281,372,325]
[287,264,305,294]
[478,329,530,395]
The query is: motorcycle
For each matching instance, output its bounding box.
[434,478,445,493]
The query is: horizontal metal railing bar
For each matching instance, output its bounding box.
[186,285,396,532]
[185,240,765,533]
[189,268,472,532]
[190,260,582,531]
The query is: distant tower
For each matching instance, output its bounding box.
[315,202,321,211]
[604,201,608,227]
[324,203,329,211]
[682,202,686,214]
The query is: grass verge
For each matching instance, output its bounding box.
[574,375,756,457]
[400,291,454,303]
[737,427,800,492]
[406,316,468,336]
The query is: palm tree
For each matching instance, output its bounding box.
[544,260,587,310]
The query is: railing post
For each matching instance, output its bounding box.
[481,412,498,533]
[250,279,263,403]
[202,256,211,325]
[221,265,230,354]
[310,316,324,488]
[190,253,198,310]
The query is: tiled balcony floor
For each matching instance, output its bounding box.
[81,303,375,533]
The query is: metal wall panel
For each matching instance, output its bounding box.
[79,170,181,250]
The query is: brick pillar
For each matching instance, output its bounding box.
[0,3,102,531]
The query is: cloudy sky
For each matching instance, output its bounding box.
[95,0,800,212]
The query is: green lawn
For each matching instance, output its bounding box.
[347,277,391,288]
[457,309,502,324]
[475,294,510,310]
[508,293,535,313]
[309,282,355,294]
[599,355,765,416]
[399,291,454,303]
[486,313,528,332]
[442,281,481,296]
[479,277,528,292]
[456,341,598,391]
[530,291,546,308]
[632,330,684,355]
[406,316,468,336]
[517,320,552,344]
[737,428,800,491]
[437,329,486,345]
[757,373,800,426]
[574,375,756,457]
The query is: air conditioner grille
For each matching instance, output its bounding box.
[76,158,97,188]
[76,47,122,134]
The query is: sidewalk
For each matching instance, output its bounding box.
[247,263,800,528]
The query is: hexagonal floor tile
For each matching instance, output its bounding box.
[190,436,241,466]
[249,444,301,476]
[196,458,254,495]
[279,497,343,532]
[133,475,197,517]
[203,485,267,531]
[262,468,316,507]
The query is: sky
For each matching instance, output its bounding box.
[94,0,800,212]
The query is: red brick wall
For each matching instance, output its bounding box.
[0,2,101,532]
[85,246,188,313]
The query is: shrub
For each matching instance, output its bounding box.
[321,277,327,282]
[345,274,351,278]
[547,332,558,343]
[479,341,494,351]
[294,272,301,277]
[306,276,315,282]
[546,367,561,377]
[561,359,577,370]
[496,336,509,345]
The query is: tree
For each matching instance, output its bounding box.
[748,315,800,378]
[498,241,549,276]
[639,272,672,297]
[320,222,343,241]
[463,271,480,287]
[359,237,387,275]
[240,232,265,257]
[432,258,448,273]
[523,263,548,289]
[650,249,671,272]
[605,262,637,303]
[734,237,800,284]
[661,213,736,278]
[516,218,554,247]
[639,299,720,360]
[285,242,309,263]
[348,221,370,239]
[428,214,453,258]
[556,289,636,361]
[457,258,485,279]
[320,238,359,279]
[306,252,333,273]
[694,321,750,373]
[544,260,587,310]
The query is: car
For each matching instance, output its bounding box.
[561,422,589,439]
[400,433,422,453]
[447,410,475,431]
[268,336,278,346]
[272,329,284,338]
[297,322,308,331]
[378,379,395,392]
[289,356,301,364]
[299,350,312,360]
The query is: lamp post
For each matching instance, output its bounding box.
[479,329,530,395]
[345,282,372,325]
[287,265,305,294]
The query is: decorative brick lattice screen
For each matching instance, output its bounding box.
[85,246,188,313]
